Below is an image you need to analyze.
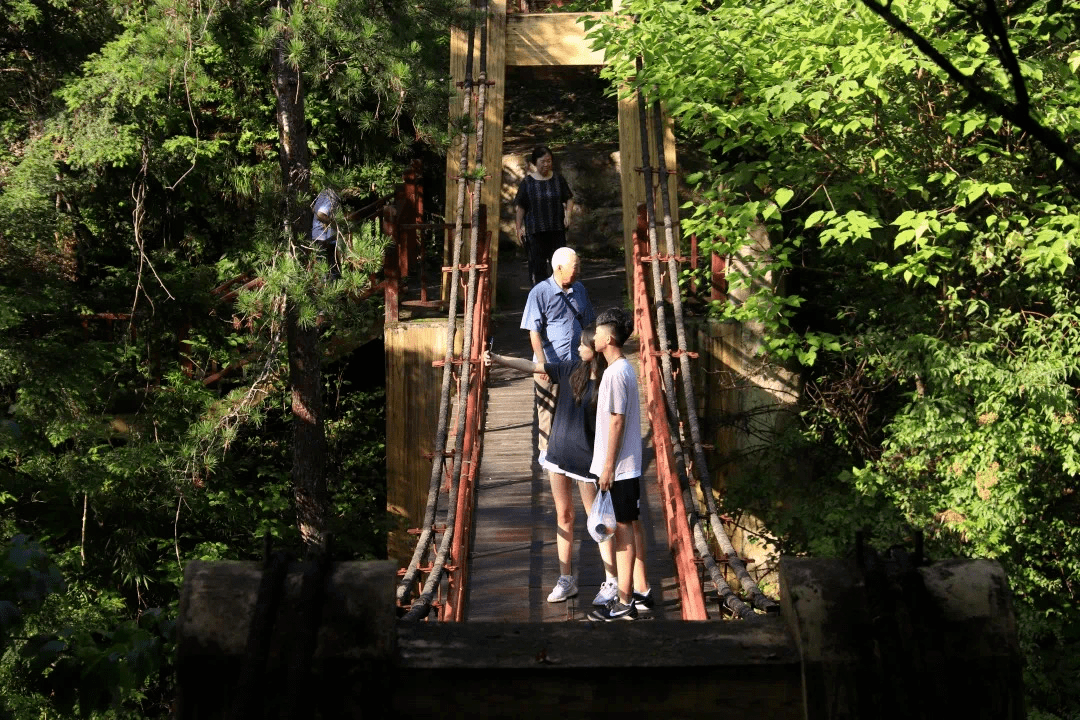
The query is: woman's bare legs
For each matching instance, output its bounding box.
[578,480,617,578]
[549,471,575,576]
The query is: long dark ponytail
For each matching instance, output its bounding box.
[570,325,606,406]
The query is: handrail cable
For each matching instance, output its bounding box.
[412,8,490,620]
[395,8,478,608]
[633,63,752,618]
[399,0,490,621]
[650,100,778,614]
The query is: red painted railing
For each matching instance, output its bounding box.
[632,204,709,621]
[443,209,491,621]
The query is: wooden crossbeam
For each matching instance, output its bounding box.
[505,13,608,67]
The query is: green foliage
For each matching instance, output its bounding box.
[1,0,451,713]
[544,0,609,13]
[590,0,1080,714]
[0,537,174,719]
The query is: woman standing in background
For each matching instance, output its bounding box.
[515,146,574,287]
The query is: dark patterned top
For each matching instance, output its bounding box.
[514,174,573,235]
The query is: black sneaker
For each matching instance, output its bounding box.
[588,598,638,621]
[632,590,655,610]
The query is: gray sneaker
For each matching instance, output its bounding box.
[588,598,638,621]
[592,578,619,606]
[547,575,578,603]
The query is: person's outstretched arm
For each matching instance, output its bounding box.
[485,351,541,375]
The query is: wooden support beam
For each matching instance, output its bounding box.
[481,0,507,309]
[385,320,463,566]
[444,0,507,307]
[504,13,608,67]
[444,22,469,303]
[618,94,679,301]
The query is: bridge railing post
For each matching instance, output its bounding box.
[632,203,708,621]
[444,205,489,621]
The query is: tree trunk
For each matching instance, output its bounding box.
[273,10,327,547]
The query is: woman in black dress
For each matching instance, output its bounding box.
[514,146,574,287]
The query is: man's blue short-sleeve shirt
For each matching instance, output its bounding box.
[521,277,595,363]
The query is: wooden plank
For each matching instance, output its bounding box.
[505,13,608,67]
[443,23,469,303]
[482,0,507,310]
[396,620,802,717]
[398,618,799,668]
[618,96,678,301]
[384,320,462,565]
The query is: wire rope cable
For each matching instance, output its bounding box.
[399,0,490,621]
[632,69,751,618]
[649,101,778,614]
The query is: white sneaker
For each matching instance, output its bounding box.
[593,578,619,606]
[547,575,578,603]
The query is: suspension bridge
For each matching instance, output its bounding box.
[174,1,1026,717]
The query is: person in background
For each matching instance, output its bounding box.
[485,325,616,603]
[587,307,652,621]
[515,146,574,288]
[312,188,341,280]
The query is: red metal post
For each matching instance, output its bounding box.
[383,204,401,323]
[399,160,423,279]
[410,162,428,303]
[710,251,726,302]
[689,234,699,297]
[632,204,708,621]
[443,205,490,621]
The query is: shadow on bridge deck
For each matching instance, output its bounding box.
[465,247,685,621]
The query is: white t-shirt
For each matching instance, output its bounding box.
[590,357,642,481]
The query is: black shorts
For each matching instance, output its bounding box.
[609,476,641,523]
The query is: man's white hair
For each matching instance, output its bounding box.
[551,246,577,270]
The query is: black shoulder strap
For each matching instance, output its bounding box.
[557,290,585,330]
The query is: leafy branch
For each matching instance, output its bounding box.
[858,0,1080,171]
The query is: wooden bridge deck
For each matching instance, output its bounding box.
[464,251,682,621]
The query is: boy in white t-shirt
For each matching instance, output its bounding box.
[587,308,652,621]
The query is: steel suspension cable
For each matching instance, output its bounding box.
[633,66,752,619]
[400,0,490,621]
[396,10,478,608]
[649,101,778,614]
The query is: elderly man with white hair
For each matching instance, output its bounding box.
[520,246,596,460]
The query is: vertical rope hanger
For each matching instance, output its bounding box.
[399,0,491,621]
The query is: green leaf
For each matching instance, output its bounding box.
[775,187,794,209]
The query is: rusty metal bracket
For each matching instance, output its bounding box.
[432,357,483,368]
[441,263,490,273]
[422,449,457,459]
[641,254,692,263]
[649,349,699,359]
